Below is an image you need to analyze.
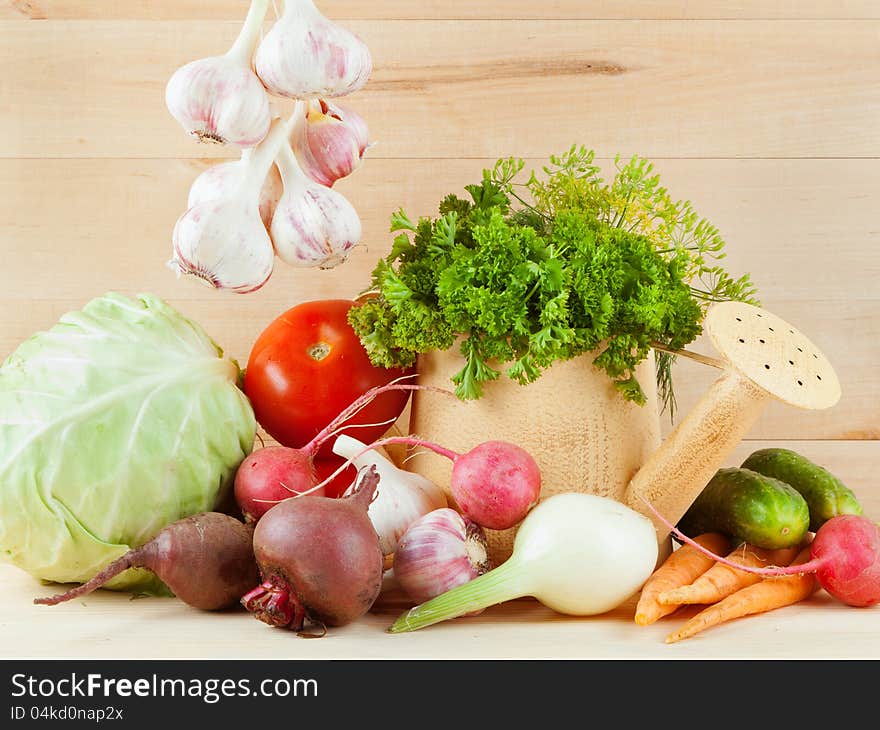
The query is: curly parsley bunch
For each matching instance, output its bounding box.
[349,149,757,413]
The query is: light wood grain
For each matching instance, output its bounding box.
[2,20,879,158]
[4,1,880,21]
[4,567,877,659]
[2,157,877,303]
[0,439,876,660]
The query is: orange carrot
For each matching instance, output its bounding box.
[634,532,730,626]
[657,543,800,607]
[664,546,818,644]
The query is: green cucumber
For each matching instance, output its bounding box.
[677,467,810,549]
[741,448,863,531]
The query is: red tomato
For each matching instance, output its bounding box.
[312,455,358,499]
[244,299,413,458]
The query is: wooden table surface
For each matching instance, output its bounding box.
[1,1,878,659]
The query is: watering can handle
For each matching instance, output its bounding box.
[630,301,840,545]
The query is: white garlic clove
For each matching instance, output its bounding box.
[334,434,447,556]
[165,0,271,147]
[271,140,362,269]
[187,155,283,230]
[393,508,492,605]
[169,199,275,294]
[169,116,291,294]
[292,99,371,187]
[254,0,372,100]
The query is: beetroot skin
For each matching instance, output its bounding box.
[34,512,259,611]
[243,466,384,631]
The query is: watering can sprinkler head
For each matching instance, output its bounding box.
[625,300,841,542]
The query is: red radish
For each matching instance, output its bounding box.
[34,513,259,611]
[242,465,384,631]
[312,436,542,531]
[646,502,880,608]
[234,445,326,523]
[233,378,435,523]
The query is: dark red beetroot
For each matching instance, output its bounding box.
[242,465,384,631]
[34,513,259,611]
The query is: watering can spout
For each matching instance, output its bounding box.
[625,301,841,543]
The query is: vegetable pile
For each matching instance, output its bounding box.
[348,150,757,411]
[3,0,874,652]
[634,448,874,642]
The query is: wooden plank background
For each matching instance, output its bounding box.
[0,2,877,505]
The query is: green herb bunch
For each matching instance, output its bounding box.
[349,147,758,414]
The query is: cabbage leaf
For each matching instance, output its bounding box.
[0,293,256,591]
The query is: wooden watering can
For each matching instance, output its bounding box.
[405,301,841,564]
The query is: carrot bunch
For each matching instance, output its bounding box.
[634,533,818,643]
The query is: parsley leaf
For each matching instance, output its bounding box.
[349,150,756,411]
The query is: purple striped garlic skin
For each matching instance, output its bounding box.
[393,508,491,605]
[271,136,362,270]
[292,100,371,187]
[254,0,372,100]
[165,56,272,147]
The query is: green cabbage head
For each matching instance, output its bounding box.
[0,292,256,592]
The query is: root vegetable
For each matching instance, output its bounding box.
[665,546,818,643]
[242,465,384,631]
[658,543,801,607]
[316,434,541,531]
[233,379,427,523]
[33,513,258,611]
[634,532,731,626]
[393,508,491,604]
[389,493,658,633]
[647,502,880,608]
[234,445,326,523]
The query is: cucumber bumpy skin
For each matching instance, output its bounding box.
[677,467,811,549]
[741,448,863,532]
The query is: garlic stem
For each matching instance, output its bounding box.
[238,116,291,198]
[388,558,528,633]
[275,109,311,191]
[226,0,270,65]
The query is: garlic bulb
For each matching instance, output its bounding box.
[187,152,283,230]
[169,119,288,293]
[335,435,447,555]
[393,508,491,605]
[165,0,271,146]
[271,124,363,269]
[254,0,372,99]
[292,99,371,187]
